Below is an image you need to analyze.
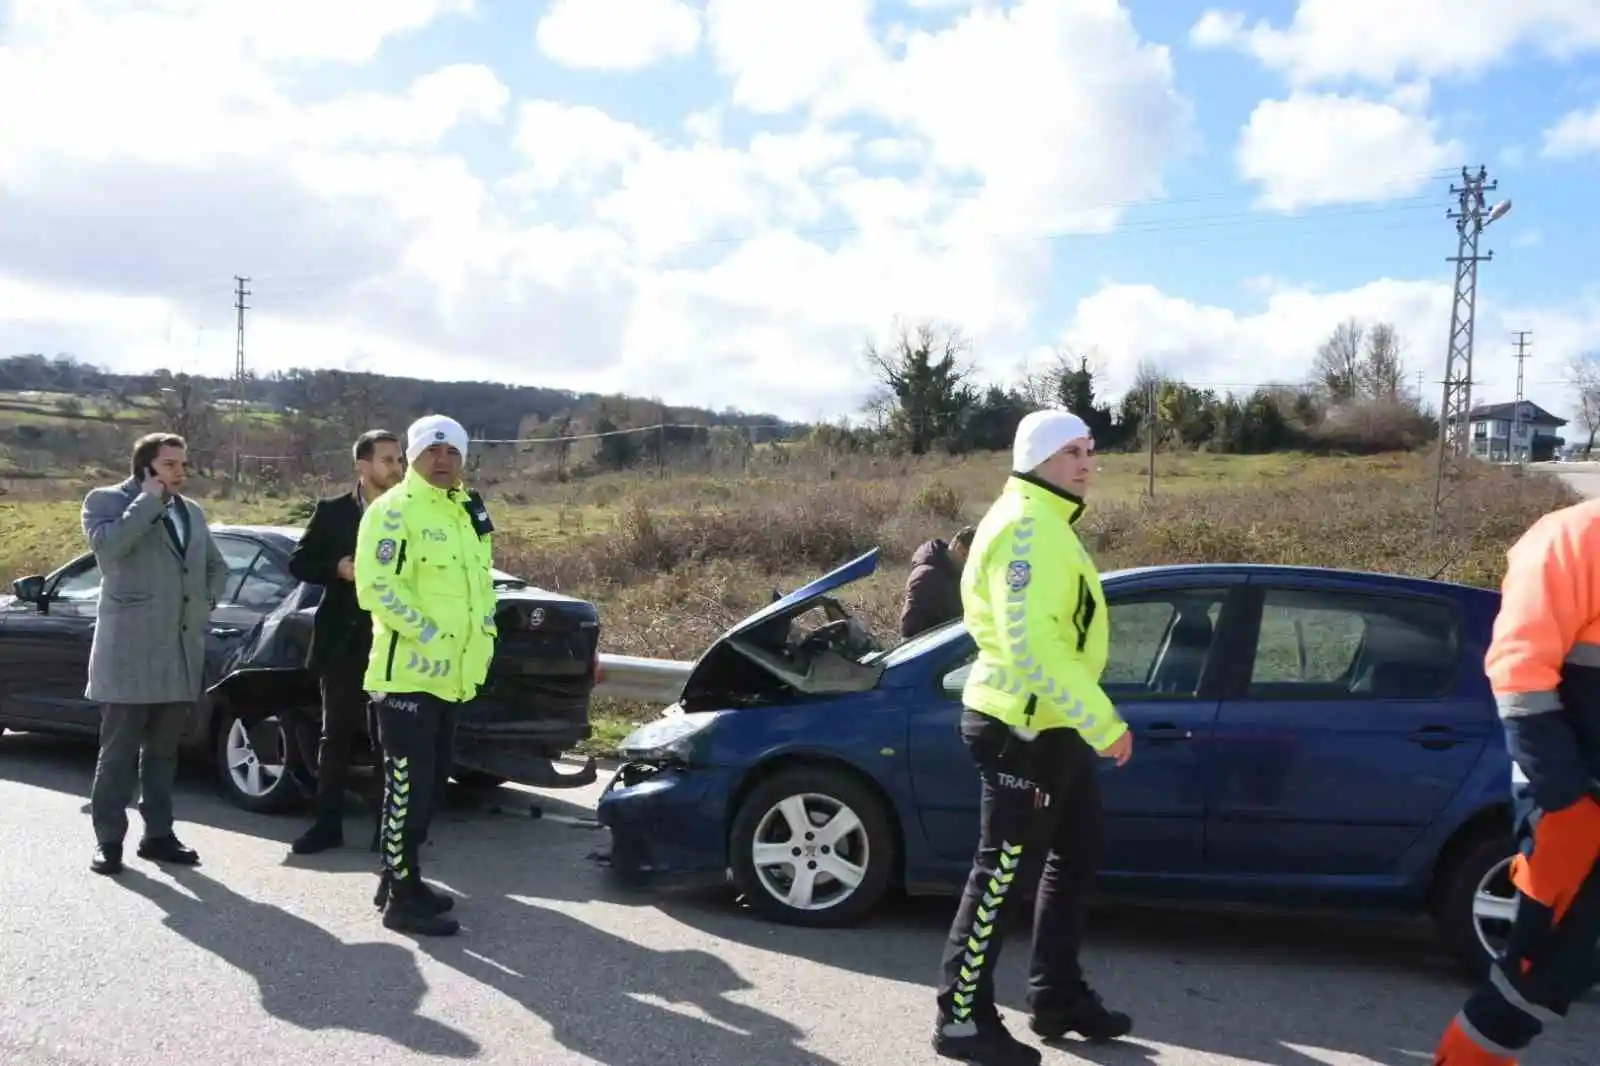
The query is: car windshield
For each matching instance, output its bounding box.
[866,617,965,667]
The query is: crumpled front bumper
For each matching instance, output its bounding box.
[595,761,734,891]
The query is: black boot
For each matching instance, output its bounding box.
[932,1014,1041,1065]
[291,813,345,855]
[1030,988,1133,1043]
[374,873,459,936]
[413,879,455,914]
[90,842,123,875]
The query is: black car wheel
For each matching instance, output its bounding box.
[728,765,895,927]
[1435,828,1600,984]
[214,707,306,814]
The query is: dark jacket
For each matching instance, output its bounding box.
[288,487,370,673]
[899,538,965,639]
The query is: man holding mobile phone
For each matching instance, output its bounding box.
[81,432,229,875]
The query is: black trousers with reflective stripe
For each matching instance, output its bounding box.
[936,709,1103,1026]
[1458,845,1600,1055]
[373,692,458,884]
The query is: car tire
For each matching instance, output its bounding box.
[214,707,306,814]
[1434,825,1600,985]
[728,765,895,928]
[1434,828,1519,980]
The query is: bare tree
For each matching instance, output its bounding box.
[152,374,215,470]
[1359,322,1406,400]
[1566,353,1600,457]
[1312,318,1364,402]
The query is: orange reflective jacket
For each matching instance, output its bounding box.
[1484,499,1600,814]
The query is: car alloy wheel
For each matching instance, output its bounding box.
[225,715,287,800]
[749,792,870,912]
[1471,854,1518,962]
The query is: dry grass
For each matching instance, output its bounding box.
[0,450,1576,756]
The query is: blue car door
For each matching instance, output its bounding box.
[907,578,1241,876]
[1206,577,1491,880]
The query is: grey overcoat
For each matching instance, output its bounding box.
[80,478,229,705]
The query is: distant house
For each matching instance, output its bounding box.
[1453,401,1567,462]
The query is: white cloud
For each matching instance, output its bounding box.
[1190,0,1600,88]
[1237,91,1459,211]
[1055,277,1597,424]
[535,0,701,72]
[4,0,1585,430]
[1543,103,1600,158]
[705,0,882,115]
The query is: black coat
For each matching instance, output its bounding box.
[287,488,370,673]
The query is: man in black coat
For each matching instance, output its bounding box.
[287,429,406,855]
[899,526,975,639]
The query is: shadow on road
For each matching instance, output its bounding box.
[116,866,479,1058]
[651,888,1492,1066]
[0,732,594,855]
[413,865,841,1065]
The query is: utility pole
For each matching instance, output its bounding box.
[232,275,250,484]
[1146,381,1157,497]
[1511,330,1531,464]
[1415,369,1425,404]
[1430,166,1510,537]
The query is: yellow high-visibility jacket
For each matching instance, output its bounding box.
[354,467,497,703]
[960,474,1127,752]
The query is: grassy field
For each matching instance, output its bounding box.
[0,448,1576,755]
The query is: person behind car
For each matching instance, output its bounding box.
[900,526,975,638]
[286,429,407,856]
[1430,500,1600,1065]
[355,414,498,937]
[81,432,229,876]
[932,408,1135,1066]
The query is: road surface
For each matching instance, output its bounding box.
[0,734,1591,1065]
[1553,460,1600,500]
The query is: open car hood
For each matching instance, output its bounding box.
[677,547,888,709]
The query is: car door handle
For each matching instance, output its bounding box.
[1408,725,1462,750]
[1142,723,1194,742]
[209,625,244,638]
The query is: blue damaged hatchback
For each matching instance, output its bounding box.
[597,548,1535,977]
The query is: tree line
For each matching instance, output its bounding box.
[826,317,1436,457]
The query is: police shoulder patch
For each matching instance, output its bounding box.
[1006,560,1032,591]
[375,538,397,564]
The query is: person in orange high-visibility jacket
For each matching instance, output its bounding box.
[1432,499,1600,1065]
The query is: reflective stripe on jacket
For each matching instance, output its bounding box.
[354,467,497,703]
[959,473,1127,752]
[1484,498,1600,813]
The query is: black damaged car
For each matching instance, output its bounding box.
[0,523,600,812]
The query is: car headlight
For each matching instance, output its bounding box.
[617,707,722,763]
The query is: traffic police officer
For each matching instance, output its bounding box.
[933,408,1135,1066]
[1432,499,1600,1064]
[354,413,499,937]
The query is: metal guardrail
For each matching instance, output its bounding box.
[595,652,693,705]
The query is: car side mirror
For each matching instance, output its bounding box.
[12,575,46,603]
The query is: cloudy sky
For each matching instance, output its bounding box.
[1,0,1597,422]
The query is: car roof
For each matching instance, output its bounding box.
[1100,562,1498,599]
[876,562,1499,672]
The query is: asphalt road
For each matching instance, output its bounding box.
[1552,461,1600,500]
[0,734,1592,1066]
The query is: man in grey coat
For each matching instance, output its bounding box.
[82,432,229,875]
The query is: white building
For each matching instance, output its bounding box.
[1458,401,1567,462]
